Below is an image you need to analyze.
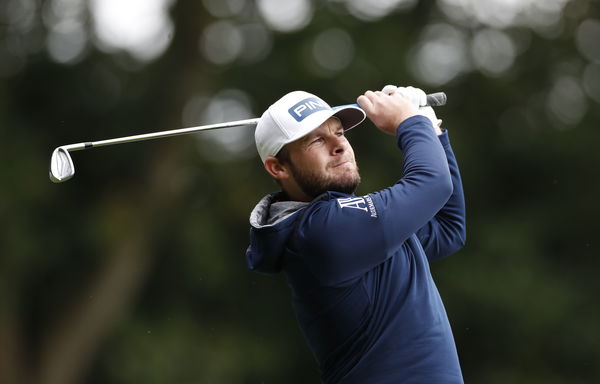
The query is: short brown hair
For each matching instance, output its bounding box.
[272,145,291,188]
[275,145,291,165]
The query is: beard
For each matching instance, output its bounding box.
[288,160,361,199]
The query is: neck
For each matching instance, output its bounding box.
[282,184,313,202]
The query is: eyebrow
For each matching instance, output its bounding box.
[301,134,319,146]
[301,122,344,146]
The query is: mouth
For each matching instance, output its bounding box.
[333,161,352,168]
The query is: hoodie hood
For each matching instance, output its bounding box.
[246,192,310,274]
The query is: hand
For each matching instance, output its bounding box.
[356,90,417,135]
[382,85,443,135]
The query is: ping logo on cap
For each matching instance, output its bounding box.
[288,97,330,122]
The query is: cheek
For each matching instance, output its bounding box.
[311,153,330,172]
[292,150,325,172]
[341,137,353,151]
[344,143,356,160]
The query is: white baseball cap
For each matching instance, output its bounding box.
[255,91,366,163]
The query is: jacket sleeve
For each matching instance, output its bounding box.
[416,131,466,261]
[295,115,453,285]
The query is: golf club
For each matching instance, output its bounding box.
[49,92,446,183]
[49,117,261,183]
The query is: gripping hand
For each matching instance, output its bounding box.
[382,85,443,134]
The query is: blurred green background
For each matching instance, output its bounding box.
[1,0,600,383]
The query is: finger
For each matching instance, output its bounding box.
[394,87,419,107]
[407,86,427,106]
[364,90,378,102]
[371,91,389,106]
[357,94,374,114]
[363,90,382,109]
[381,85,397,95]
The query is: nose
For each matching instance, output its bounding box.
[330,135,346,156]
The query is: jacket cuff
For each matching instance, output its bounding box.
[437,129,451,149]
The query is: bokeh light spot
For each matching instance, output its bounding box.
[471,28,516,76]
[438,0,570,29]
[200,21,243,65]
[257,0,313,33]
[202,0,246,18]
[43,0,87,64]
[546,75,587,127]
[3,0,37,33]
[312,28,355,73]
[90,0,174,62]
[576,19,600,63]
[238,23,273,63]
[409,24,469,86]
[182,90,256,162]
[344,0,417,22]
[46,20,87,64]
[582,63,600,104]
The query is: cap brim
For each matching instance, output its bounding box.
[332,104,366,132]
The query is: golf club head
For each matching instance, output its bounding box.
[49,147,75,183]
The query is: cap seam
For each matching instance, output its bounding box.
[270,106,291,140]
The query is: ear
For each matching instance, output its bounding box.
[264,156,290,181]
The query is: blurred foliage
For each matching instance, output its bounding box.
[1,0,600,383]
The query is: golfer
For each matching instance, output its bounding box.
[246,86,466,383]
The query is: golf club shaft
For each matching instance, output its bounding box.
[61,117,261,152]
[59,92,445,153]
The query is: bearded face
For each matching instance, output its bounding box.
[278,117,361,200]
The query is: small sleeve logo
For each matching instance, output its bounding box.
[337,196,378,218]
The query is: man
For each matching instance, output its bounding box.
[246,86,466,383]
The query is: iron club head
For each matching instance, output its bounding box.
[49,147,75,183]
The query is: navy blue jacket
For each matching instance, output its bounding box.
[246,115,466,383]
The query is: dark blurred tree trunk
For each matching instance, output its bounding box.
[37,225,152,384]
[0,1,210,383]
[0,299,25,384]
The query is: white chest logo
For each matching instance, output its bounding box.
[337,196,378,218]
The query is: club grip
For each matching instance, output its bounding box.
[425,92,446,107]
[335,92,447,112]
